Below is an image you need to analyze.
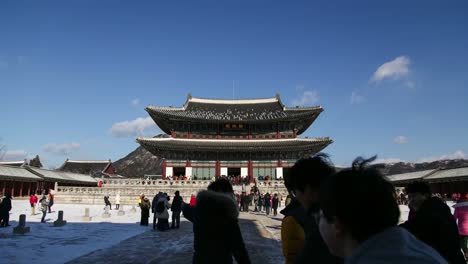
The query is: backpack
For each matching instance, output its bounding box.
[156,201,165,213]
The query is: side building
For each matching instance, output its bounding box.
[137,94,332,181]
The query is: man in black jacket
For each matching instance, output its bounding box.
[401,181,465,264]
[285,154,343,264]
[183,178,251,264]
[0,192,12,227]
[171,190,183,229]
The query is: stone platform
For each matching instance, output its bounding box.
[56,179,288,205]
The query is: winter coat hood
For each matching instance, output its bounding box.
[196,190,238,223]
[347,227,447,264]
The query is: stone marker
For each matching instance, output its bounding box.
[82,208,92,222]
[118,206,125,216]
[13,214,30,234]
[130,205,137,213]
[54,210,67,227]
[102,205,111,218]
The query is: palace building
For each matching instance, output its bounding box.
[137,94,332,181]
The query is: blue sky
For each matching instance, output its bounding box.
[1,0,467,168]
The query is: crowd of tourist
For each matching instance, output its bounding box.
[172,154,468,264]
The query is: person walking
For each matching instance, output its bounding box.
[0,192,12,227]
[139,196,151,226]
[39,195,49,223]
[272,193,279,216]
[253,192,259,212]
[115,192,121,210]
[189,194,196,207]
[104,194,112,210]
[48,191,54,213]
[30,193,38,215]
[257,194,264,212]
[401,181,465,264]
[454,193,468,259]
[171,190,183,229]
[152,192,163,230]
[155,193,170,231]
[182,178,251,264]
[264,193,271,216]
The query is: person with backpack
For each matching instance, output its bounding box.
[39,195,49,223]
[182,178,251,263]
[155,193,170,231]
[257,193,264,212]
[152,192,163,230]
[104,194,112,210]
[171,190,183,229]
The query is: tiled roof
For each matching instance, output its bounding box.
[58,159,111,175]
[424,167,468,180]
[27,167,71,181]
[145,94,323,135]
[137,137,332,152]
[60,171,97,183]
[0,160,26,167]
[0,165,42,180]
[386,169,437,182]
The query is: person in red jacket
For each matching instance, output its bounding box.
[29,193,38,215]
[189,194,197,207]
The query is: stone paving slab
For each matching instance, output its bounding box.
[67,212,284,264]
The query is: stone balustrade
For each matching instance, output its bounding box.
[55,179,288,205]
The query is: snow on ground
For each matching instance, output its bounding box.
[1,199,447,264]
[0,200,167,264]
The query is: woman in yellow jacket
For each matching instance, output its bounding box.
[281,198,307,264]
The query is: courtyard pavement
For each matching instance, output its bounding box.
[67,210,285,264]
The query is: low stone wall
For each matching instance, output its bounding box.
[55,179,288,205]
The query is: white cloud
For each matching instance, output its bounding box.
[43,143,80,155]
[393,136,408,144]
[292,90,319,106]
[417,150,467,163]
[350,92,365,104]
[371,56,411,82]
[1,150,28,161]
[131,98,140,106]
[110,117,158,137]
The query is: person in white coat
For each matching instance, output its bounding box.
[115,193,121,210]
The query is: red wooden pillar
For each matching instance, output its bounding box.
[162,159,167,180]
[19,182,24,197]
[276,132,280,139]
[292,129,297,138]
[186,160,191,167]
[215,160,220,176]
[11,181,15,197]
[188,131,192,139]
[248,160,253,182]
[27,182,31,196]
